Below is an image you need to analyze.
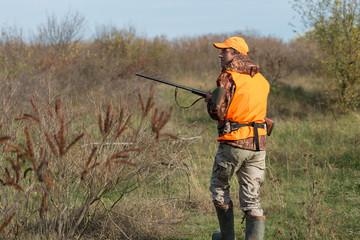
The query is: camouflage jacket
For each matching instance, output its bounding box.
[207,53,266,151]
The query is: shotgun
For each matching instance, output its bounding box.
[135,73,206,97]
[135,73,275,136]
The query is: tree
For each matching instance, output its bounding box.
[35,10,86,54]
[293,0,360,112]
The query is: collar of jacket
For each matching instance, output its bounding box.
[222,53,260,77]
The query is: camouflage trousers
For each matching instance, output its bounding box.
[209,143,266,216]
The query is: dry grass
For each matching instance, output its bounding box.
[1,17,359,239]
[0,85,193,239]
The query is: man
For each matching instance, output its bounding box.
[206,37,270,240]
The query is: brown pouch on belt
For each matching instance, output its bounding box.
[264,117,276,136]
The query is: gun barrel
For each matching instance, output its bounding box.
[135,73,206,97]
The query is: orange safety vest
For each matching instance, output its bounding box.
[217,70,270,142]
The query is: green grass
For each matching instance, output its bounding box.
[135,73,360,239]
[1,73,359,239]
[168,85,360,239]
[1,24,359,238]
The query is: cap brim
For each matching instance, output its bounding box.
[213,43,229,49]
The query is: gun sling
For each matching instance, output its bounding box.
[217,120,266,151]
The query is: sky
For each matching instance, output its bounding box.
[0,0,303,42]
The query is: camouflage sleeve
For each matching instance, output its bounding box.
[207,72,235,121]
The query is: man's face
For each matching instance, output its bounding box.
[219,48,235,68]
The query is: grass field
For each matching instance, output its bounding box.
[1,73,359,240]
[0,26,359,239]
[156,79,360,239]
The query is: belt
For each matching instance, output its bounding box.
[217,120,266,151]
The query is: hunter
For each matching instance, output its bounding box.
[206,37,270,240]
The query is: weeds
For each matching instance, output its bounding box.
[0,86,190,239]
[0,15,359,239]
[302,154,335,239]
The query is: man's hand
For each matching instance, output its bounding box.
[205,90,212,103]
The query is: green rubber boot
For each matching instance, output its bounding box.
[212,207,236,240]
[245,215,266,240]
[212,230,222,240]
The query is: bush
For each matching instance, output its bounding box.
[293,0,360,113]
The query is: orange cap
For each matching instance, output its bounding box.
[213,37,249,55]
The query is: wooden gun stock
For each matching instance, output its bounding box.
[264,117,275,136]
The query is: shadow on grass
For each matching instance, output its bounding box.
[268,83,326,119]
